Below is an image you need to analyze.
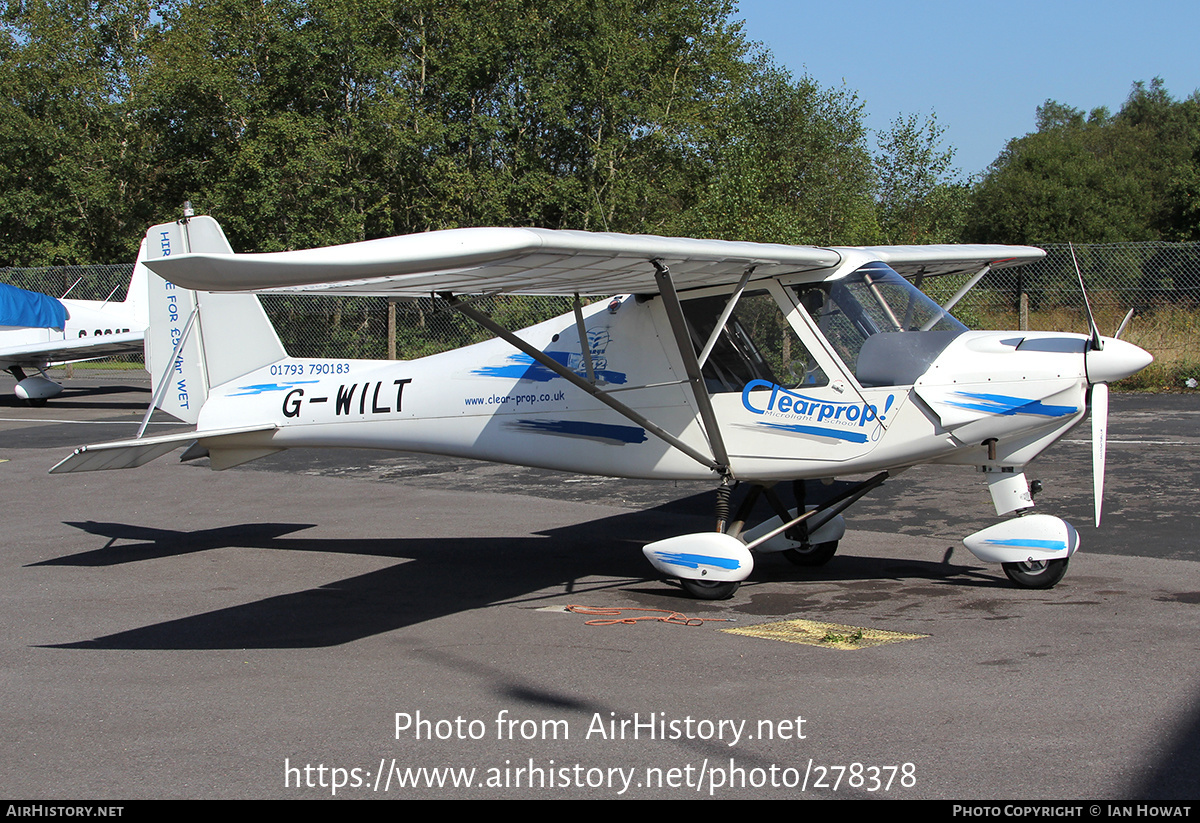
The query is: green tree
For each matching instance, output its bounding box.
[133,0,765,249]
[0,0,965,264]
[136,0,414,251]
[671,66,878,245]
[874,112,968,244]
[966,78,1200,244]
[0,0,157,265]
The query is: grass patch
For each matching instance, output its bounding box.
[45,360,146,374]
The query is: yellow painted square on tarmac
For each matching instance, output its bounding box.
[723,619,926,649]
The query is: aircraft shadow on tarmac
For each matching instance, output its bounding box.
[38,496,1009,652]
[0,382,150,410]
[32,506,1200,799]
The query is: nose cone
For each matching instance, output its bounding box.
[1085,337,1154,384]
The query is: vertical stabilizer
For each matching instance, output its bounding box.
[141,216,286,424]
[121,249,150,330]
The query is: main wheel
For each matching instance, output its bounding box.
[680,578,740,600]
[1002,558,1069,589]
[782,540,838,567]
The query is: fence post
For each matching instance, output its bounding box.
[387,298,397,360]
[1017,269,1028,331]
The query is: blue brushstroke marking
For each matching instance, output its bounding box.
[473,353,627,384]
[983,538,1068,552]
[651,551,742,571]
[230,380,319,396]
[947,391,1077,418]
[509,419,647,444]
[758,421,870,443]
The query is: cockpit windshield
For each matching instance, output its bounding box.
[792,262,967,387]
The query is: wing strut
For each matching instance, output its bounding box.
[651,261,731,474]
[697,267,754,369]
[441,293,724,474]
[136,304,200,439]
[920,264,991,331]
[572,293,596,384]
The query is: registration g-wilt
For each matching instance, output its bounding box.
[53,216,1152,598]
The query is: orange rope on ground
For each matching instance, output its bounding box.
[566,605,732,627]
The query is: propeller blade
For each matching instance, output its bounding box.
[1114,307,1135,340]
[1071,243,1103,351]
[1092,382,1108,527]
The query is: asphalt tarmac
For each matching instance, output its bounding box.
[1,370,1197,800]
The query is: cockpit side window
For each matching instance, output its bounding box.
[681,290,828,393]
[791,263,967,387]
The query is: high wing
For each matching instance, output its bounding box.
[141,227,1044,297]
[854,245,1046,278]
[0,282,141,369]
[0,331,143,368]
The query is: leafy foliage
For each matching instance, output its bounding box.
[966,79,1200,244]
[0,0,160,265]
[0,0,966,264]
[874,112,968,244]
[670,67,879,245]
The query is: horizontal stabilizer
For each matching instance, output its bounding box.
[50,424,277,474]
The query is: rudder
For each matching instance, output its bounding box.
[142,216,286,423]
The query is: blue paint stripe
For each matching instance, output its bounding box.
[230,380,319,396]
[982,538,1068,552]
[948,391,1077,418]
[758,422,869,443]
[651,551,742,571]
[473,353,627,385]
[511,419,647,444]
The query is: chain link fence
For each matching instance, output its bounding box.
[4,242,1198,386]
[936,243,1200,387]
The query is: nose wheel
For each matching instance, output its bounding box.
[1002,558,1069,589]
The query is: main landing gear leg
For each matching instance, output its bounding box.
[644,474,888,600]
[770,480,839,567]
[678,481,743,600]
[744,473,889,566]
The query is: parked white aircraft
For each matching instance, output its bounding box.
[0,267,147,404]
[52,216,1152,598]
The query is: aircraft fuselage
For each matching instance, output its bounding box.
[192,293,1111,483]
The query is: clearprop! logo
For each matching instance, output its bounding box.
[740,380,893,444]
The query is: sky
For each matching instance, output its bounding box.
[734,0,1200,179]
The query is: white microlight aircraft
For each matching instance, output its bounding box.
[52,215,1152,598]
[1,268,147,404]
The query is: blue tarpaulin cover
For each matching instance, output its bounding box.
[0,282,67,329]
